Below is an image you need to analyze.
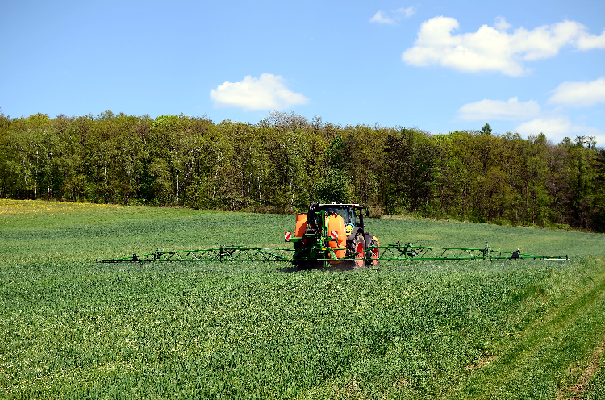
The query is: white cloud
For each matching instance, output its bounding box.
[370,11,394,24]
[548,77,605,107]
[577,30,605,49]
[210,73,309,111]
[494,16,511,32]
[402,17,605,76]
[395,6,416,18]
[458,97,540,121]
[515,116,604,144]
[513,21,586,60]
[515,116,573,137]
[402,16,525,75]
[370,7,415,24]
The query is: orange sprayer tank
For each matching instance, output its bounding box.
[326,214,346,263]
[294,213,307,237]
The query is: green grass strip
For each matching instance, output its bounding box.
[450,258,605,400]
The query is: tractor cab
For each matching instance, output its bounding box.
[306,202,366,237]
[320,205,358,226]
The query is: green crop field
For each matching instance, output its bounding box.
[2,199,605,399]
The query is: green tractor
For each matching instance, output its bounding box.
[286,202,379,268]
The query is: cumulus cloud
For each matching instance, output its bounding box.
[515,116,604,144]
[370,7,416,24]
[515,116,574,137]
[369,10,394,24]
[402,16,605,76]
[210,73,309,111]
[458,97,540,121]
[494,16,511,31]
[395,6,416,18]
[577,29,605,49]
[548,77,605,107]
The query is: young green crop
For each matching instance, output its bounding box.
[1,200,605,398]
[582,362,605,400]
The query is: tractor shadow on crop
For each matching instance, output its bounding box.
[277,261,358,273]
[277,262,320,273]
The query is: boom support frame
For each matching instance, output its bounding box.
[97,242,568,264]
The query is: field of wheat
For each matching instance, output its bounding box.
[1,199,605,399]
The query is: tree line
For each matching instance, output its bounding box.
[1,110,604,232]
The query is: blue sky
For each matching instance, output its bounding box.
[1,0,604,145]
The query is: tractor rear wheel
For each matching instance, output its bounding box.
[292,240,313,269]
[366,238,379,266]
[350,234,366,268]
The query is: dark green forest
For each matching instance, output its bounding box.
[1,110,604,232]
